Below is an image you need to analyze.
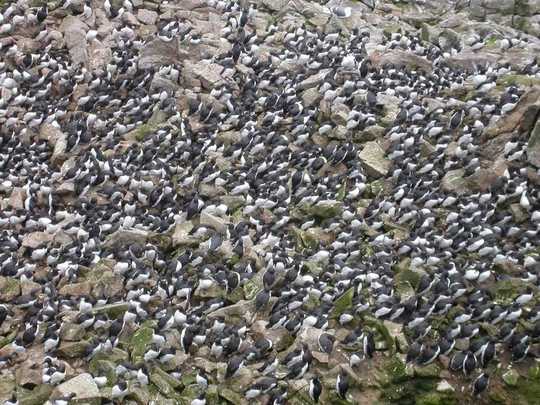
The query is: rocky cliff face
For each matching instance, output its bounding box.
[1,0,540,404]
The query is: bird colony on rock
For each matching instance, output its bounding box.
[0,0,540,404]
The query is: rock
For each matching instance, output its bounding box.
[150,367,183,400]
[20,278,40,296]
[331,287,354,318]
[121,11,140,26]
[8,187,25,209]
[137,9,158,25]
[57,340,92,359]
[441,169,468,194]
[502,368,519,386]
[330,103,350,126]
[528,117,540,168]
[91,302,129,318]
[18,384,53,405]
[150,74,178,94]
[354,125,385,143]
[0,373,15,403]
[172,221,200,247]
[303,200,343,220]
[0,277,21,302]
[436,380,455,393]
[130,326,154,363]
[59,281,92,297]
[104,229,148,249]
[301,87,321,107]
[183,60,224,90]
[22,232,53,248]
[194,282,224,299]
[200,212,228,233]
[251,320,293,352]
[466,158,507,192]
[88,270,123,299]
[208,299,254,322]
[59,16,88,66]
[369,49,433,73]
[377,94,401,125]
[437,29,461,51]
[59,322,86,341]
[358,141,390,178]
[383,320,408,353]
[298,69,332,90]
[88,41,112,75]
[484,86,540,139]
[413,363,440,378]
[51,373,100,404]
[139,38,184,69]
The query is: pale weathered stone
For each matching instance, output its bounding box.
[358,141,390,178]
[137,9,158,25]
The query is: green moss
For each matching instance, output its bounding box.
[490,278,529,305]
[0,373,15,403]
[364,317,396,354]
[243,273,263,301]
[331,287,354,319]
[18,385,53,405]
[511,373,540,404]
[292,227,319,251]
[376,355,452,405]
[497,74,540,88]
[219,387,244,404]
[302,261,323,276]
[150,367,183,399]
[377,355,408,387]
[92,302,129,318]
[416,392,458,405]
[57,340,92,358]
[484,36,498,48]
[130,326,154,363]
[300,200,343,220]
[91,360,117,385]
[0,329,17,349]
[0,276,21,302]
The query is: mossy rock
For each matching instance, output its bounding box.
[490,278,529,304]
[292,227,319,251]
[219,387,244,404]
[92,302,129,318]
[0,276,21,302]
[330,287,354,319]
[376,355,447,404]
[303,291,321,311]
[376,355,408,387]
[364,316,396,354]
[57,340,92,358]
[496,74,540,89]
[0,373,15,403]
[180,371,197,387]
[413,364,440,378]
[18,384,53,405]
[0,329,18,349]
[243,274,262,301]
[299,200,343,220]
[150,367,183,399]
[91,348,129,364]
[302,261,323,276]
[89,359,117,385]
[508,372,540,404]
[130,326,154,363]
[416,391,458,405]
[393,258,422,291]
[502,369,519,387]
